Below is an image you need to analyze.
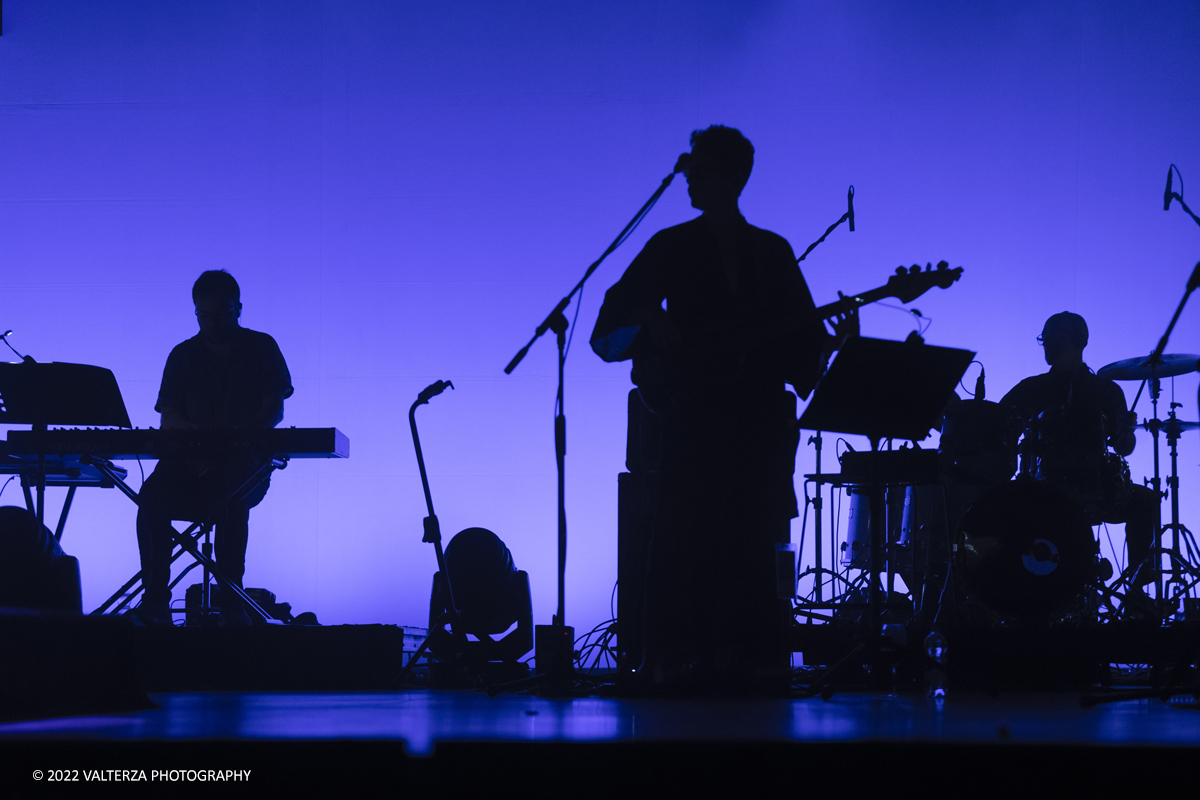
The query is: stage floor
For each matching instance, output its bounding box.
[3,690,1199,793]
[4,689,1200,749]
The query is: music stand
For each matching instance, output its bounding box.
[0,362,131,527]
[797,337,973,692]
[799,337,973,444]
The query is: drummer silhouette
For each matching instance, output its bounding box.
[1000,312,1158,589]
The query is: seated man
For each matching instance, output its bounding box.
[1001,312,1157,585]
[133,270,292,626]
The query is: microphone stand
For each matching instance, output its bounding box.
[1135,261,1200,614]
[494,167,680,695]
[1159,170,1200,357]
[1149,261,1200,368]
[396,380,463,685]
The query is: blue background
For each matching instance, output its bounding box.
[1,1,1198,633]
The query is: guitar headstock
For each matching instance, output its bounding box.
[885,261,963,303]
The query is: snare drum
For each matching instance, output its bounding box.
[956,480,1094,620]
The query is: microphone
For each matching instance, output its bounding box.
[673,153,691,175]
[1165,166,1174,211]
[847,185,855,232]
[0,330,32,363]
[416,380,454,405]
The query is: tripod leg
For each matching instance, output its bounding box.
[395,612,466,687]
[54,486,76,541]
[161,522,278,623]
[394,632,437,686]
[92,521,206,615]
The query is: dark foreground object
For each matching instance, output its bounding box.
[0,611,153,722]
[132,623,411,691]
[793,619,1200,691]
[0,506,81,613]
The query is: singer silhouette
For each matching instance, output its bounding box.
[591,126,854,693]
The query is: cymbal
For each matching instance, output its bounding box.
[1132,418,1200,434]
[1098,354,1200,381]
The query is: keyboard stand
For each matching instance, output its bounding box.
[82,455,287,625]
[0,361,132,529]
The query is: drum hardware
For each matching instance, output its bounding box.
[1097,253,1200,618]
[1097,347,1200,621]
[807,475,915,616]
[1096,351,1198,508]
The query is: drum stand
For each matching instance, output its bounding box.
[1108,378,1200,621]
[1132,262,1200,618]
[1145,406,1200,617]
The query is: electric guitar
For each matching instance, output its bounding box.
[632,261,964,413]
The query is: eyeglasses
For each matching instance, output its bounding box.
[195,305,239,322]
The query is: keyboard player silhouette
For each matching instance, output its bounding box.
[132,270,293,627]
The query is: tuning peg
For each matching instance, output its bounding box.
[896,266,905,275]
[937,260,949,270]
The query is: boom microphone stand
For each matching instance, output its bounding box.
[1138,260,1200,617]
[494,158,684,694]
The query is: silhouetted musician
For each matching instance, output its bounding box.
[132,270,292,626]
[1001,312,1157,590]
[591,126,852,691]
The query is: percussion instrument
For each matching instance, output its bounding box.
[1015,407,1133,524]
[956,480,1095,620]
[1097,353,1199,381]
[939,398,1017,485]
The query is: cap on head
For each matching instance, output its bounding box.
[689,125,754,189]
[192,270,240,305]
[1039,311,1088,349]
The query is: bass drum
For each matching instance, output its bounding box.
[955,480,1094,620]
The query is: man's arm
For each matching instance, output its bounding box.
[249,333,292,428]
[156,347,191,429]
[590,233,671,362]
[999,377,1037,421]
[773,235,836,397]
[159,407,195,429]
[247,392,285,429]
[1104,381,1137,456]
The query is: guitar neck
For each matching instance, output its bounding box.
[815,286,895,320]
[814,265,962,320]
